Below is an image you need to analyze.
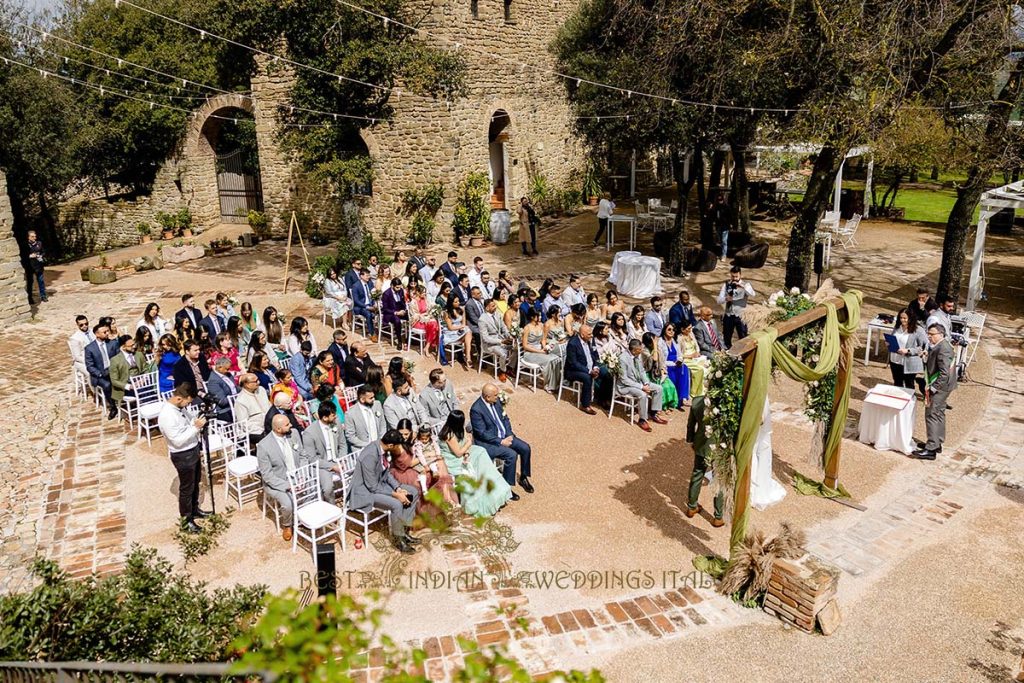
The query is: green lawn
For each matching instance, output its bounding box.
[788,186,982,224]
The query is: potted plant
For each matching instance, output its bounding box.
[451,172,491,246]
[137,222,153,244]
[88,255,117,285]
[247,210,267,242]
[178,208,194,238]
[582,162,602,206]
[155,211,177,240]
[210,237,234,254]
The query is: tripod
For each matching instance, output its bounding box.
[198,410,217,516]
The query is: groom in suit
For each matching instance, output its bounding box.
[685,395,724,527]
[913,323,957,460]
[469,383,532,500]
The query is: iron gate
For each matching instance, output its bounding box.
[216,149,263,222]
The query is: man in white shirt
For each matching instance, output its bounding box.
[478,271,497,300]
[716,266,756,348]
[468,256,486,290]
[561,274,587,308]
[543,284,571,317]
[257,414,310,542]
[420,255,438,284]
[69,315,94,377]
[592,193,616,247]
[926,295,955,345]
[157,385,208,533]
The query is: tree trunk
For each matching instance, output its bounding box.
[709,149,725,192]
[785,145,847,290]
[936,55,1024,299]
[695,146,707,218]
[730,140,751,233]
[909,168,919,183]
[668,147,696,275]
[930,165,940,181]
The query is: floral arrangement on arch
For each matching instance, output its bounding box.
[702,352,744,500]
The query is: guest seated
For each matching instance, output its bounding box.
[347,430,421,554]
[134,326,155,357]
[302,401,349,502]
[439,410,512,515]
[542,284,570,316]
[343,341,375,387]
[209,331,241,375]
[643,332,678,410]
[644,296,667,337]
[109,334,151,418]
[383,356,418,394]
[199,298,226,340]
[626,305,647,341]
[264,390,305,436]
[309,382,345,423]
[564,324,609,415]
[669,290,698,330]
[69,314,93,378]
[323,267,351,321]
[617,339,667,432]
[409,286,440,354]
[344,385,387,450]
[677,320,708,397]
[544,305,567,348]
[390,419,454,523]
[658,323,691,407]
[351,268,379,341]
[364,364,387,404]
[85,322,120,418]
[235,372,271,447]
[606,312,629,354]
[519,288,545,326]
[693,306,725,358]
[469,383,533,498]
[246,330,281,370]
[383,376,426,430]
[247,352,277,392]
[502,293,521,331]
[441,295,473,367]
[420,368,461,428]
[206,356,239,423]
[287,341,315,401]
[565,303,587,337]
[521,308,561,391]
[285,316,318,357]
[136,302,169,341]
[309,350,343,395]
[257,414,313,542]
[155,334,181,393]
[327,328,350,367]
[172,340,210,394]
[479,297,513,382]
[412,425,459,508]
[602,290,625,319]
[381,278,409,349]
[262,306,289,363]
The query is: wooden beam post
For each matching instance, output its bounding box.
[730,350,757,557]
[823,333,853,489]
[282,211,296,294]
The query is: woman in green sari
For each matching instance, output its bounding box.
[438,410,512,517]
[643,332,678,409]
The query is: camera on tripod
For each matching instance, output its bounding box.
[196,393,218,419]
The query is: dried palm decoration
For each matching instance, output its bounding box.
[718,522,807,602]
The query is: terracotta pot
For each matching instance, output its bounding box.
[182,229,193,238]
[588,196,599,206]
[457,236,469,248]
[469,236,484,247]
[141,235,152,244]
[162,230,174,240]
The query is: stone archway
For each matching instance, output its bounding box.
[488,110,512,209]
[183,94,263,228]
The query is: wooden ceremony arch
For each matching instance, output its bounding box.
[723,291,862,556]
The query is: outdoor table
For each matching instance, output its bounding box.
[814,230,833,270]
[607,214,637,251]
[608,250,640,288]
[863,316,893,365]
[616,254,663,298]
[858,384,916,454]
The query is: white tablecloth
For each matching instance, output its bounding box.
[857,384,916,454]
[608,251,640,287]
[617,255,663,298]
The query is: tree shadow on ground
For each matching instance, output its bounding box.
[611,435,719,559]
[967,620,1024,683]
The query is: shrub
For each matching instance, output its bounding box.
[402,182,444,246]
[451,172,490,239]
[247,210,268,235]
[0,546,266,663]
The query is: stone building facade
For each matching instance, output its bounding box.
[59,0,584,248]
[0,171,31,325]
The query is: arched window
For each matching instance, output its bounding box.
[503,0,512,21]
[471,0,479,19]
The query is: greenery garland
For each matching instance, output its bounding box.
[703,352,744,499]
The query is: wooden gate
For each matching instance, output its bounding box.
[216,150,263,222]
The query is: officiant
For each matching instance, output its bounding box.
[887,309,928,394]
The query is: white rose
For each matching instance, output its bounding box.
[710,444,717,450]
[802,293,811,300]
[712,407,720,415]
[790,287,800,295]
[705,425,713,435]
[714,370,723,379]
[768,294,779,305]
[811,355,819,363]
[810,380,818,387]
[719,442,727,448]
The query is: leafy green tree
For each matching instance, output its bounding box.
[0,547,266,662]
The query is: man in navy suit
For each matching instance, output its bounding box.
[669,290,698,333]
[351,268,378,340]
[84,322,121,419]
[327,328,349,367]
[453,274,471,306]
[564,324,608,414]
[173,340,211,392]
[199,298,226,340]
[470,383,532,499]
[440,251,460,285]
[206,357,238,422]
[344,257,363,294]
[175,293,201,330]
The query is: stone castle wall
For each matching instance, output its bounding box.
[58,0,585,248]
[0,171,31,324]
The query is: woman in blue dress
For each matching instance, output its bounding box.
[659,323,691,407]
[155,334,180,393]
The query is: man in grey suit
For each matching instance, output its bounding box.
[913,323,957,460]
[643,296,667,337]
[301,402,349,501]
[346,431,420,554]
[616,339,667,432]
[419,368,461,428]
[205,357,238,423]
[257,414,315,542]
[344,385,387,449]
[383,376,426,430]
[693,306,725,359]
[479,298,512,381]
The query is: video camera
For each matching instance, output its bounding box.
[196,392,218,419]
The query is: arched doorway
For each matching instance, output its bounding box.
[488,111,511,209]
[201,108,263,222]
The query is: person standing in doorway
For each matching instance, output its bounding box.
[26,230,47,303]
[518,197,539,256]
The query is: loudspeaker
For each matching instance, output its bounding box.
[315,543,337,597]
[813,242,824,275]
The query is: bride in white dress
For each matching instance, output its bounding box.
[750,399,787,510]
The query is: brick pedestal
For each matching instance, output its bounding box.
[763,554,839,633]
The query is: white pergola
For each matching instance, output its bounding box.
[967,179,1022,309]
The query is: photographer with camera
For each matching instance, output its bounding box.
[715,266,756,348]
[157,383,210,533]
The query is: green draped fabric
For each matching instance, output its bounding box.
[729,291,862,555]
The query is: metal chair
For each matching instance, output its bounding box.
[477,342,503,378]
[556,359,583,407]
[960,310,987,367]
[288,463,345,568]
[339,452,390,551]
[513,339,542,392]
[407,322,428,356]
[835,213,861,249]
[607,378,639,424]
[130,371,164,446]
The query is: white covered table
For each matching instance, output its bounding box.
[616,254,663,298]
[608,250,640,288]
[857,384,916,455]
[863,316,893,365]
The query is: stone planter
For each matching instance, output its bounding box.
[469,236,484,247]
[211,245,233,255]
[79,267,91,281]
[457,236,470,248]
[162,244,206,265]
[114,266,135,278]
[490,209,510,245]
[88,268,117,285]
